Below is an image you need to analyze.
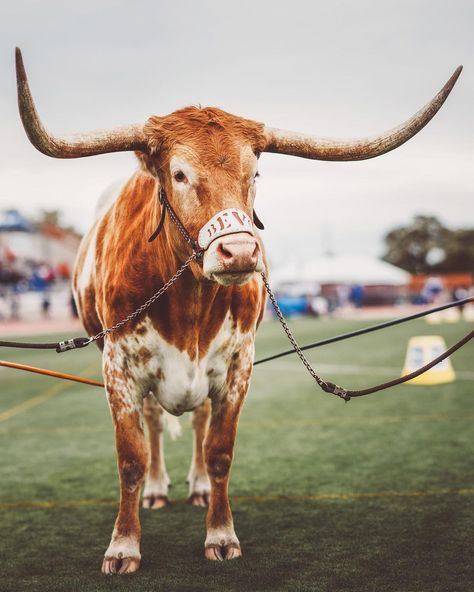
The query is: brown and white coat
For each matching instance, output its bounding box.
[73,108,268,573]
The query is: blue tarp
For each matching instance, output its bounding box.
[0,209,35,232]
[274,295,308,317]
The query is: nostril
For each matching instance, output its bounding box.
[217,241,234,260]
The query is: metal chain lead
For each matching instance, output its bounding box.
[261,272,350,401]
[89,252,198,344]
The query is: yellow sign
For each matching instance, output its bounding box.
[402,335,455,385]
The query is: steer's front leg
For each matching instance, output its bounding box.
[204,345,253,561]
[101,364,148,575]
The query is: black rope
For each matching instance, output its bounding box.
[0,340,58,350]
[253,296,473,366]
[0,337,91,354]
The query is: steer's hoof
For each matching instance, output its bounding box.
[102,555,140,575]
[205,543,242,561]
[142,495,169,510]
[188,492,209,507]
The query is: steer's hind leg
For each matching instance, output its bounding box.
[187,398,211,506]
[102,368,148,575]
[204,345,252,561]
[143,395,171,509]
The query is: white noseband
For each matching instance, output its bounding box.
[198,209,254,250]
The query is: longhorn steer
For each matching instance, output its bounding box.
[15,48,461,574]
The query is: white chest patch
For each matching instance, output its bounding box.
[103,315,249,416]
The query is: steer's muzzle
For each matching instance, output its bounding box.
[203,232,263,285]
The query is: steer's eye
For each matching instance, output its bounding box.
[173,170,187,183]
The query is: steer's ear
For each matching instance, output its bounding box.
[143,116,166,155]
[135,151,159,177]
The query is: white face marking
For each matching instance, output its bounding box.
[169,155,198,189]
[102,316,252,417]
[192,145,262,285]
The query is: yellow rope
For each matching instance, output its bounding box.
[0,359,103,388]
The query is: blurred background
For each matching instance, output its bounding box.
[0,0,473,330]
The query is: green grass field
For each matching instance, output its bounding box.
[0,316,473,592]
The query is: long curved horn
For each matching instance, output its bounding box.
[263,66,462,161]
[15,48,147,158]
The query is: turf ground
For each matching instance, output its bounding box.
[0,316,473,592]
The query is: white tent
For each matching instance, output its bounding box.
[273,255,410,287]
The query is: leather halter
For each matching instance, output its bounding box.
[148,188,264,247]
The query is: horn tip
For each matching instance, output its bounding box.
[452,65,463,82]
[15,47,26,80]
[441,65,463,97]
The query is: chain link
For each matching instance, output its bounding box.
[89,252,198,343]
[261,272,332,392]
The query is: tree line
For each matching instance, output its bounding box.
[383,216,474,275]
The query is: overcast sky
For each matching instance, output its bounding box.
[0,0,472,266]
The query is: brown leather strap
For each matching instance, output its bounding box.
[148,197,166,242]
[0,337,91,353]
[148,188,202,254]
[321,329,474,400]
